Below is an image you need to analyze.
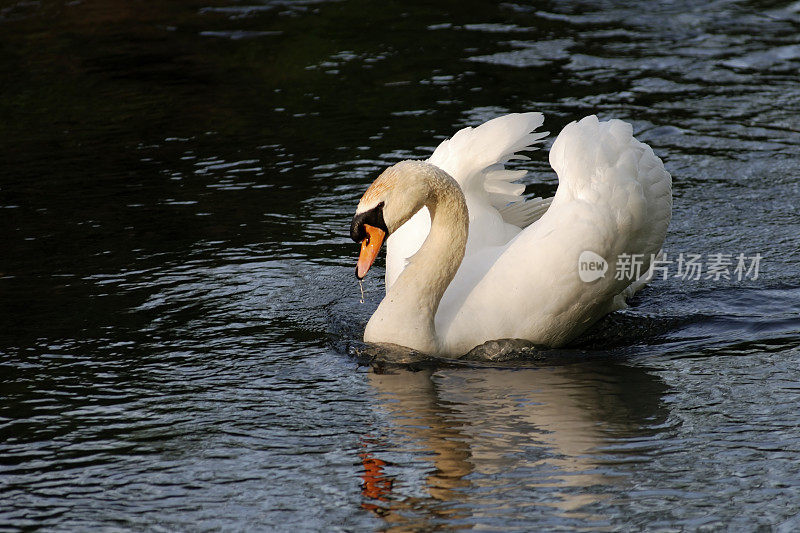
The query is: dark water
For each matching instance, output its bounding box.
[2,0,800,530]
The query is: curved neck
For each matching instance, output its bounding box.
[364,163,468,354]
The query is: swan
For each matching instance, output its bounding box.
[350,113,672,356]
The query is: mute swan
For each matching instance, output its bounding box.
[350,113,672,356]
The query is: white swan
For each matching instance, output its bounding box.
[350,113,672,356]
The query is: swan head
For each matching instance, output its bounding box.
[350,161,431,279]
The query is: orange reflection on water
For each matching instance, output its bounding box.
[359,438,393,514]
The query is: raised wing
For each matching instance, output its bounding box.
[385,113,549,289]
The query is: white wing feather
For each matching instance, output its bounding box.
[385,112,549,289]
[437,115,672,352]
[497,196,553,228]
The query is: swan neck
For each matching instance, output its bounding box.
[400,187,467,304]
[366,163,468,354]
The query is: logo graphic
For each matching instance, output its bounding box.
[578,250,608,282]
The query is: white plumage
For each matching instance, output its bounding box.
[385,113,549,289]
[353,113,672,356]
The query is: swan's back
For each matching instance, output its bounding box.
[439,115,672,353]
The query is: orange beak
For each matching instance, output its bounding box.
[356,224,386,279]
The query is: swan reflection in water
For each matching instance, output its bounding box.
[359,358,670,529]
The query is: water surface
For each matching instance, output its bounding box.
[2,0,800,530]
